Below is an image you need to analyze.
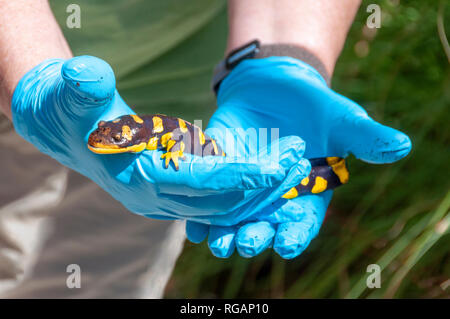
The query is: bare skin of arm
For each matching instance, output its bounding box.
[0,0,360,119]
[227,0,361,76]
[0,0,72,120]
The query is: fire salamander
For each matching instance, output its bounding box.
[87,114,349,198]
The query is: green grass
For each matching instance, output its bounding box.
[51,0,450,298]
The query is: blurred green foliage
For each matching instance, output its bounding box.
[50,0,449,298]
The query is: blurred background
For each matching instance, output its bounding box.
[50,0,449,298]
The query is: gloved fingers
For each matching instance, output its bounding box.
[271,192,332,259]
[331,95,412,164]
[140,136,308,196]
[273,136,307,170]
[273,220,315,259]
[199,158,312,225]
[256,198,311,224]
[249,158,312,213]
[235,221,276,258]
[185,221,209,244]
[206,122,307,170]
[187,192,331,259]
[257,191,332,225]
[207,225,238,258]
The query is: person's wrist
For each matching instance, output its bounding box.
[213,40,332,94]
[257,44,331,86]
[226,34,337,78]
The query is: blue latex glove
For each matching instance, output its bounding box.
[186,57,412,258]
[11,56,311,225]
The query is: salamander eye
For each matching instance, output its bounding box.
[114,134,121,141]
[98,121,106,127]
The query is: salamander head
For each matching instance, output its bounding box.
[88,115,148,154]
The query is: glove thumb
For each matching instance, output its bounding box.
[330,97,411,164]
[60,55,116,118]
[339,117,411,164]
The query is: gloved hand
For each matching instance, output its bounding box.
[186,56,412,258]
[11,55,311,225]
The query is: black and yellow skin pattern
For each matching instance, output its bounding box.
[88,114,349,198]
[88,114,224,170]
[282,157,349,198]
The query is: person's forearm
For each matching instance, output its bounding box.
[0,0,72,120]
[227,0,361,76]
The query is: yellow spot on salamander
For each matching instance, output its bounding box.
[131,114,144,124]
[152,116,164,133]
[326,157,340,165]
[300,177,309,186]
[147,137,158,150]
[198,130,205,145]
[282,187,298,199]
[167,140,176,151]
[326,157,349,184]
[178,118,188,133]
[160,132,173,148]
[121,125,133,141]
[311,176,328,194]
[113,119,121,123]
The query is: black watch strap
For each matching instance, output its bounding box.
[211,39,330,94]
[211,40,261,93]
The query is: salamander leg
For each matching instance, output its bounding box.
[161,140,186,170]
